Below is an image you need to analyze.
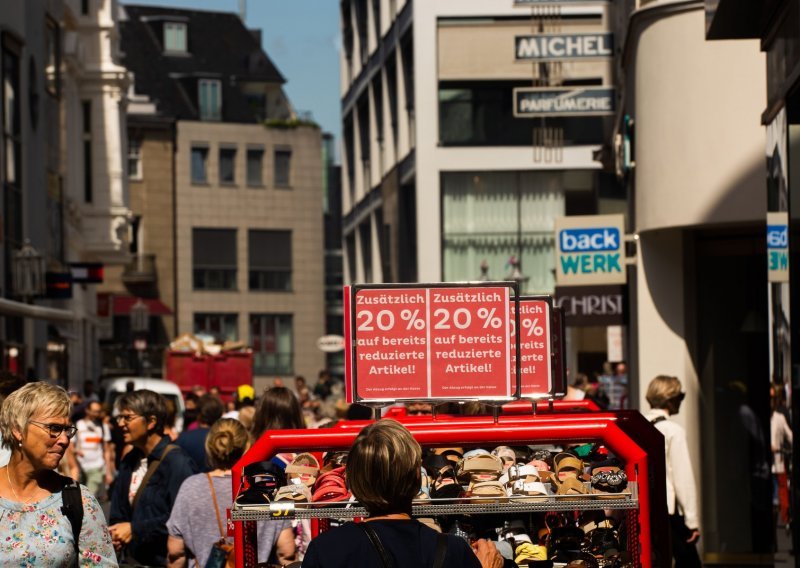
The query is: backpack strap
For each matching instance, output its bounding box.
[432,532,448,568]
[132,443,177,510]
[356,522,396,568]
[650,416,667,425]
[60,477,83,567]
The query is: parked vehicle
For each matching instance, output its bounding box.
[99,376,186,432]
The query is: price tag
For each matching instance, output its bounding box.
[269,502,295,519]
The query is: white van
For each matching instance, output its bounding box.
[99,377,186,433]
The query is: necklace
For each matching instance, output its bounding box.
[6,466,35,505]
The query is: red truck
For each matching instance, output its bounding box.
[163,347,253,402]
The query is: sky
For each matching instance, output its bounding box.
[124,0,342,143]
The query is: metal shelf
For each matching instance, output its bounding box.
[232,481,638,521]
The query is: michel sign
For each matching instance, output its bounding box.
[555,214,626,286]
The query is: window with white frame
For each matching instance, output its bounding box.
[164,22,187,53]
[251,314,293,375]
[194,313,238,342]
[128,138,142,180]
[198,79,221,121]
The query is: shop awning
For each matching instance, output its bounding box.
[112,296,173,316]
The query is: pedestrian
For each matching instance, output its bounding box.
[0,381,116,565]
[176,393,225,471]
[302,419,504,568]
[770,382,793,529]
[166,418,296,566]
[644,375,702,567]
[108,389,198,565]
[0,370,28,467]
[74,399,115,501]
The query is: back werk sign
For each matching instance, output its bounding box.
[514,87,615,117]
[515,33,613,61]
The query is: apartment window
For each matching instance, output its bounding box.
[82,100,92,203]
[219,146,236,184]
[248,230,291,291]
[246,148,264,186]
[193,228,237,290]
[164,22,187,53]
[198,79,221,121]
[128,138,142,180]
[2,39,22,249]
[274,148,292,187]
[191,145,208,184]
[81,0,89,15]
[194,313,238,342]
[251,314,293,375]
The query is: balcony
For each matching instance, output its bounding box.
[122,253,157,285]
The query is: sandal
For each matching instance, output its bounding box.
[456,452,503,483]
[590,464,628,498]
[424,454,462,499]
[491,446,517,469]
[274,483,312,503]
[552,475,590,497]
[467,480,507,503]
[286,453,321,487]
[311,466,351,502]
[553,452,586,481]
[234,461,286,507]
[416,466,431,501]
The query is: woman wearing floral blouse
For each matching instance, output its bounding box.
[0,381,117,566]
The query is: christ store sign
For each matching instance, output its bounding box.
[554,285,627,327]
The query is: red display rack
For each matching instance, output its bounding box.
[231,411,667,568]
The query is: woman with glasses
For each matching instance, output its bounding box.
[0,381,117,565]
[108,389,197,566]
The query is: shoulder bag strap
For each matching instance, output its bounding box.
[650,416,667,425]
[60,476,84,568]
[207,473,226,539]
[432,532,448,568]
[132,443,177,510]
[356,522,396,568]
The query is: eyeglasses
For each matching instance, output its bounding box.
[115,413,143,425]
[28,420,78,439]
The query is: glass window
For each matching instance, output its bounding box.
[3,42,22,249]
[82,100,92,203]
[194,313,238,342]
[128,138,142,180]
[274,149,291,187]
[198,79,221,121]
[193,228,237,290]
[248,230,291,290]
[441,171,566,294]
[191,146,208,184]
[246,148,263,186]
[164,22,187,53]
[251,314,293,375]
[219,147,236,184]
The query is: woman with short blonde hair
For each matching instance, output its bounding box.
[0,382,116,565]
[645,375,683,409]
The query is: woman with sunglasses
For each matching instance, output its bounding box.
[0,381,117,565]
[108,389,198,566]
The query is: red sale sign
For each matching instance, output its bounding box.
[352,284,516,402]
[509,297,553,398]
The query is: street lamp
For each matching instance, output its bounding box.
[505,255,530,294]
[12,240,46,302]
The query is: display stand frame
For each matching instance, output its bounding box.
[231,411,667,568]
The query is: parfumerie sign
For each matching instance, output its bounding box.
[555,214,626,286]
[515,33,613,61]
[514,87,615,117]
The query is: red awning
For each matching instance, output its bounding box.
[112,296,173,316]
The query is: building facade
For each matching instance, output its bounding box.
[116,6,325,389]
[0,0,131,387]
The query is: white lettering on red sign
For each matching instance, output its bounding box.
[354,286,512,401]
[509,299,552,398]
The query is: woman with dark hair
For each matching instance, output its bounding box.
[250,386,305,440]
[302,420,503,568]
[167,419,295,566]
[108,389,198,565]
